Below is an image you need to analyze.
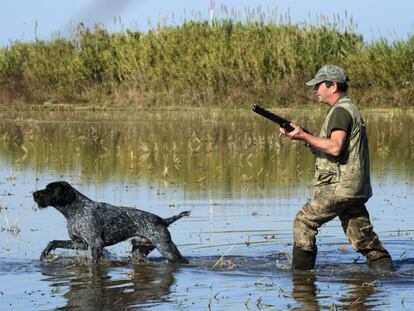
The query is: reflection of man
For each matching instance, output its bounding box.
[280,65,393,271]
[291,270,379,310]
[292,272,319,311]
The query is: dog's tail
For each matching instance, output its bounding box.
[163,211,191,226]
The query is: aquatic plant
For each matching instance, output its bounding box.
[0,208,22,236]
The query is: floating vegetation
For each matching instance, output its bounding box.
[0,207,22,236]
[212,246,237,270]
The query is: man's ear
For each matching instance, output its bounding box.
[331,82,339,94]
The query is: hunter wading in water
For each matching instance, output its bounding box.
[280,65,393,272]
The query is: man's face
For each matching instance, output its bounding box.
[313,81,334,104]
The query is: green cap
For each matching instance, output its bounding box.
[306,65,347,86]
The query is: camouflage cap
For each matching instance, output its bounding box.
[306,65,347,86]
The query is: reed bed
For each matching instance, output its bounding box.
[0,10,413,107]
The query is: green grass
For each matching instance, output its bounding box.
[0,13,413,107]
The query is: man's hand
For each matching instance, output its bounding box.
[279,123,305,140]
[279,123,347,157]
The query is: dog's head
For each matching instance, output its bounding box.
[33,181,76,208]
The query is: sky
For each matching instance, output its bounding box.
[0,0,413,46]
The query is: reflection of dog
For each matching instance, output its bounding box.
[40,263,178,310]
[33,181,190,264]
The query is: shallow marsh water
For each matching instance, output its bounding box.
[0,108,413,310]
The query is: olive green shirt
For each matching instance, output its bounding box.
[327,107,352,136]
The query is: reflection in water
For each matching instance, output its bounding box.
[291,270,387,310]
[1,255,414,310]
[337,272,379,310]
[41,262,178,310]
[292,272,319,311]
[0,109,413,199]
[1,109,413,310]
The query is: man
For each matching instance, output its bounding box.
[280,65,393,272]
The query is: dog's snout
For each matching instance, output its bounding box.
[33,191,46,205]
[33,191,40,199]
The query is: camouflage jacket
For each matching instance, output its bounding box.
[314,96,372,199]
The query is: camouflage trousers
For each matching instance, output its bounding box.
[293,191,391,262]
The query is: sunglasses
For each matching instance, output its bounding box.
[315,81,334,88]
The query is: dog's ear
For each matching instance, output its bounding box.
[50,182,76,206]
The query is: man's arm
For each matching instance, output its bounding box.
[280,124,347,157]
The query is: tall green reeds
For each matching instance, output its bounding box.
[0,13,413,106]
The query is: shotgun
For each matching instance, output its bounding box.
[252,104,311,134]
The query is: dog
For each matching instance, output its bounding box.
[33,181,190,264]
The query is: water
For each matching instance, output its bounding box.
[0,108,413,310]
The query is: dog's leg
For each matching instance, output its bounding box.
[151,229,189,264]
[90,246,103,264]
[88,239,104,264]
[131,236,156,261]
[154,240,189,264]
[84,219,106,264]
[40,240,88,260]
